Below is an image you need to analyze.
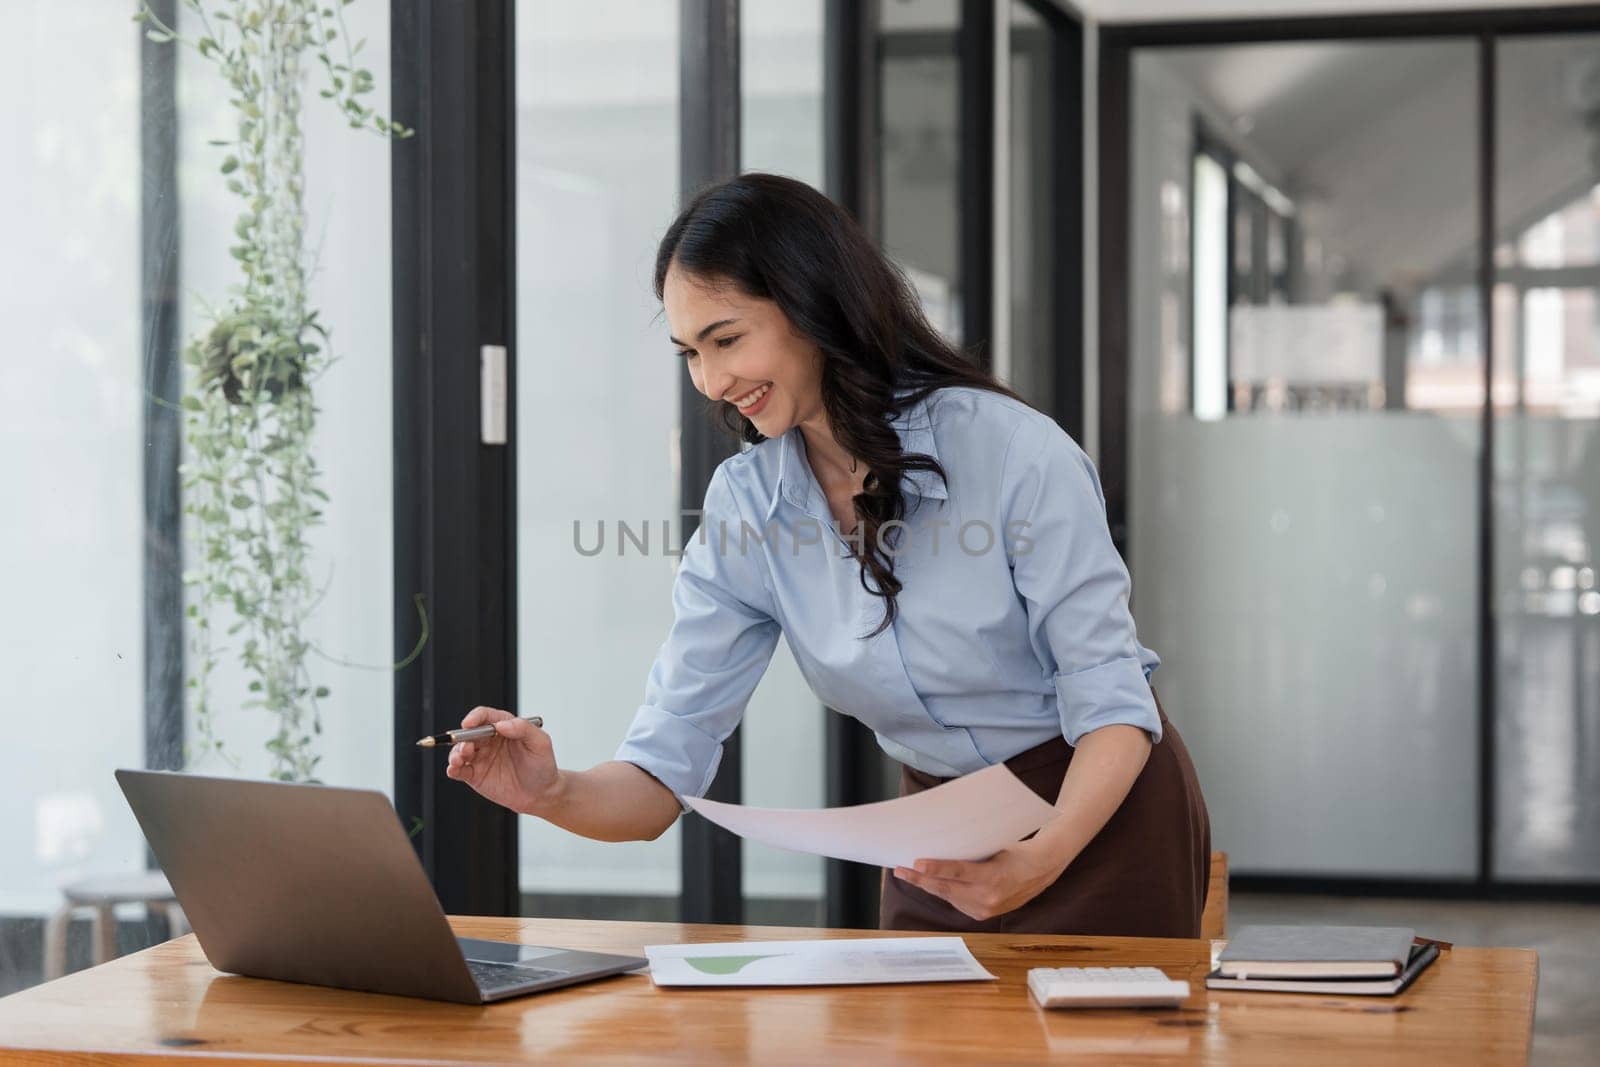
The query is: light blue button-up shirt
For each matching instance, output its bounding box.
[615,385,1162,807]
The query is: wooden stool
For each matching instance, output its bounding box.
[42,872,188,980]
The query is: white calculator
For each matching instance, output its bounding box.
[1027,966,1191,1008]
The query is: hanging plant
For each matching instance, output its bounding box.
[136,0,414,782]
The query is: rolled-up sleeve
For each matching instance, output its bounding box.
[1003,422,1163,746]
[614,461,781,811]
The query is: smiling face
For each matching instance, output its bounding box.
[662,262,825,437]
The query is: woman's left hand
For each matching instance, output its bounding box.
[892,837,1070,922]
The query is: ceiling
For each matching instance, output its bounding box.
[1144,35,1600,288]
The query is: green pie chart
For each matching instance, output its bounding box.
[684,953,791,976]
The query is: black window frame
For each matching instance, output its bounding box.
[391,0,520,916]
[677,0,746,926]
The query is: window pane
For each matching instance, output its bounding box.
[0,0,393,994]
[1007,0,1055,411]
[742,0,824,187]
[1493,33,1600,882]
[1,2,145,958]
[1192,153,1229,421]
[175,1,395,797]
[879,0,961,341]
[514,3,682,912]
[740,0,827,924]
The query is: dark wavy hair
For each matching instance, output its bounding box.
[655,172,1025,638]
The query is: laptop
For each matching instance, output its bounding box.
[114,769,647,1004]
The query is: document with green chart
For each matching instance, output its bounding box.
[643,937,996,987]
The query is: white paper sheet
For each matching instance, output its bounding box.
[681,763,1059,869]
[644,937,996,986]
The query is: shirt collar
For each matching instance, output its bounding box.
[766,390,947,521]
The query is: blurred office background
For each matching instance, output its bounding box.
[3,0,1598,1059]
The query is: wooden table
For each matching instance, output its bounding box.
[0,917,1537,1065]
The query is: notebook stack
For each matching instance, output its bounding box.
[1205,925,1441,996]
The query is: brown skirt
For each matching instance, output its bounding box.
[878,690,1211,937]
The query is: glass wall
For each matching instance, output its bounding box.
[513,2,683,911]
[2,2,146,959]
[175,0,395,797]
[740,0,827,922]
[512,1,832,923]
[1,0,393,994]
[881,0,1069,409]
[1493,33,1600,882]
[1128,40,1483,877]
[743,1,824,187]
[879,0,962,341]
[1007,0,1057,412]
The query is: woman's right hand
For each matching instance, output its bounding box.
[444,706,561,816]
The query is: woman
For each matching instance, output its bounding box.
[448,173,1210,936]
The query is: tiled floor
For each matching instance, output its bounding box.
[1230,892,1600,1066]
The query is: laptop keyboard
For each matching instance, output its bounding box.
[467,959,567,994]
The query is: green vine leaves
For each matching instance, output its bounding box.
[136,0,414,783]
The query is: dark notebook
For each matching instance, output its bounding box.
[1217,924,1415,979]
[1206,940,1440,996]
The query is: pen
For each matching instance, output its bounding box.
[415,716,544,748]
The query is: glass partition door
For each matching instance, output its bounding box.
[1126,39,1483,878]
[1493,33,1600,883]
